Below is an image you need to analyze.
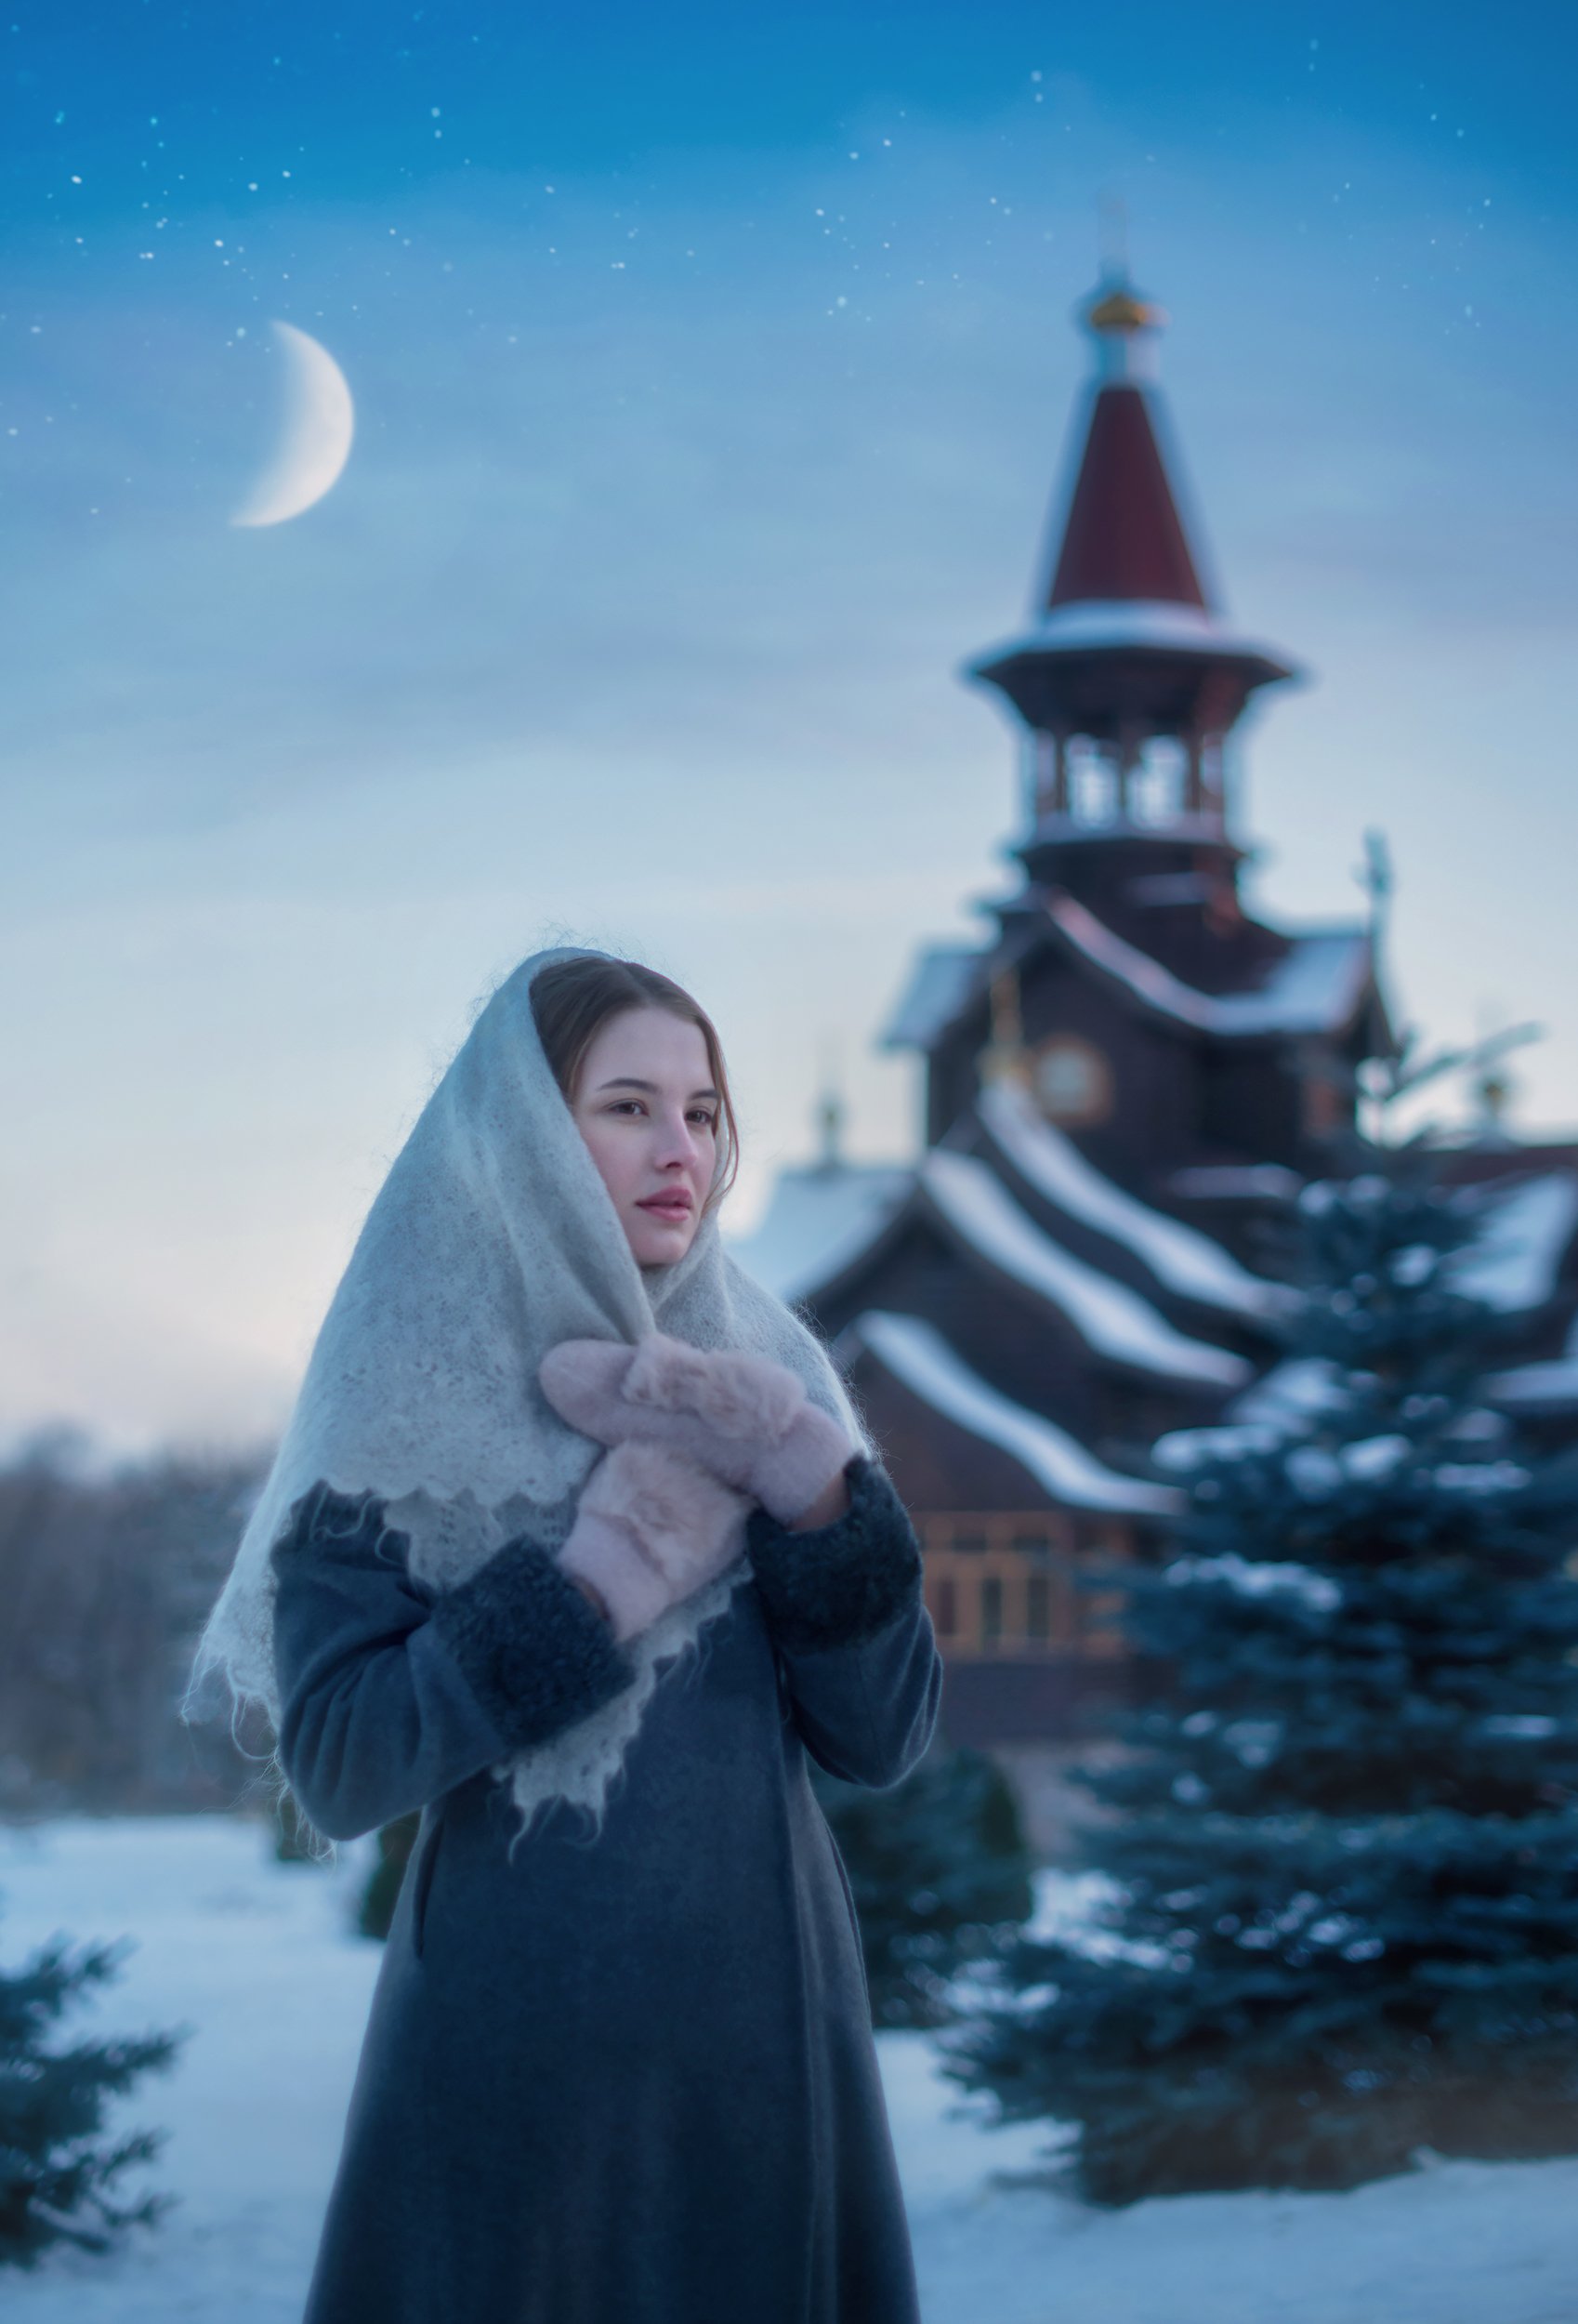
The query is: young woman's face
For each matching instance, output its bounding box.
[571,1006,721,1266]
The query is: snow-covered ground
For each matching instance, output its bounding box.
[1,1816,1574,2323]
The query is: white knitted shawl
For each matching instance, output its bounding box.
[182,944,871,1844]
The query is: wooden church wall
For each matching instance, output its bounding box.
[1197,1040,1307,1169]
[1013,950,1199,1186]
[927,1004,993,1144]
[849,1363,1151,1748]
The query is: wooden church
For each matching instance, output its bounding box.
[733,269,1578,1813]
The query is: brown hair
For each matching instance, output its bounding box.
[530,955,741,1211]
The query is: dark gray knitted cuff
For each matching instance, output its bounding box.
[430,1537,639,1752]
[744,1459,923,1653]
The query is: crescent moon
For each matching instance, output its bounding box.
[230,320,355,528]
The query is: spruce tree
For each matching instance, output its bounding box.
[809,1736,1034,2028]
[0,1913,184,2267]
[932,1161,1578,2204]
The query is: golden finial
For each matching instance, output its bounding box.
[1083,195,1167,335]
[1086,285,1165,333]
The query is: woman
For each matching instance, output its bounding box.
[185,944,944,2324]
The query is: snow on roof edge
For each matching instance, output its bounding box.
[921,1148,1250,1389]
[1045,890,1372,1038]
[967,597,1296,667]
[851,1310,1181,1516]
[727,1163,914,1307]
[1451,1174,1578,1314]
[880,944,984,1052]
[1485,1358,1578,1410]
[977,1081,1286,1323]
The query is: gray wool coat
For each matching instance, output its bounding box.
[270,1455,944,2324]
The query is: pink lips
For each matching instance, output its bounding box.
[638,1193,693,1220]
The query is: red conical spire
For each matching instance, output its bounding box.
[964,265,1301,849]
[1045,280,1208,612]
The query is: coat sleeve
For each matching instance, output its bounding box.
[270,1481,640,1841]
[744,1459,944,1791]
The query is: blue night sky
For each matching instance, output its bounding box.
[5,2,1577,1452]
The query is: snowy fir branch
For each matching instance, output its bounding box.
[0,1921,187,2268]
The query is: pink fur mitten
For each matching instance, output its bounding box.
[558,1439,751,1644]
[540,1334,859,1526]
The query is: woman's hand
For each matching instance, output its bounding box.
[540,1334,859,1529]
[558,1439,751,1644]
[786,1468,851,1532]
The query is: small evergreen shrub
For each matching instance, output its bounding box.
[809,1737,1034,2027]
[0,1911,185,2269]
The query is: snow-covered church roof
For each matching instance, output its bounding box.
[975,1080,1287,1323]
[1042,892,1374,1038]
[726,1160,912,1307]
[729,1105,1578,1521]
[917,1147,1251,1389]
[881,896,1375,1060]
[1452,1174,1578,1314]
[841,1313,1181,1516]
[967,597,1296,680]
[726,1086,1272,1512]
[881,944,981,1052]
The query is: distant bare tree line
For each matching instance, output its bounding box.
[0,1438,272,1816]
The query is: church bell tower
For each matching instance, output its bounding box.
[967,272,1300,918]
